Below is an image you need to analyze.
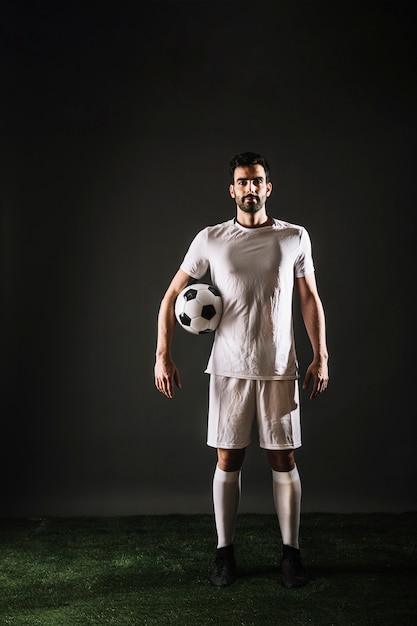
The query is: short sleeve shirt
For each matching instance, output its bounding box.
[180,217,315,380]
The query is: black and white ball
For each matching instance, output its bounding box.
[174,283,223,335]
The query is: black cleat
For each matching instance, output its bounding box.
[209,544,236,587]
[280,545,308,589]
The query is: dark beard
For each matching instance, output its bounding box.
[236,196,263,214]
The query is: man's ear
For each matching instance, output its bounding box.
[266,182,273,197]
[229,184,235,199]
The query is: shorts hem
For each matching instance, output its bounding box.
[207,441,251,449]
[259,442,302,451]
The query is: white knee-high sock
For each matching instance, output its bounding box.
[272,466,301,549]
[212,465,241,549]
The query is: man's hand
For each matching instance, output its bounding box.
[154,356,182,399]
[302,358,329,400]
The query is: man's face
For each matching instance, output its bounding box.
[229,164,272,213]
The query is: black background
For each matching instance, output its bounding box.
[2,1,416,515]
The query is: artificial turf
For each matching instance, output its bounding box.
[0,513,416,625]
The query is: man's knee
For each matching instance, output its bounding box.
[217,448,246,472]
[266,449,295,472]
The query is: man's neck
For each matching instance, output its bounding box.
[235,210,272,228]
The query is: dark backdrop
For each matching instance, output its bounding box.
[2,1,416,516]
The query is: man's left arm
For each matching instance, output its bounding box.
[295,273,329,399]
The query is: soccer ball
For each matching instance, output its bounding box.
[174,283,223,335]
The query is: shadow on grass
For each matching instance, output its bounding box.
[1,514,416,625]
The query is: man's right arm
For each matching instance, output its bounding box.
[154,268,191,398]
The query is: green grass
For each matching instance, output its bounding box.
[0,513,416,625]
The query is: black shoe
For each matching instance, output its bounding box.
[280,545,308,589]
[209,544,236,587]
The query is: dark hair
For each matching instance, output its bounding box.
[229,152,271,182]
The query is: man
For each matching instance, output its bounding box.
[154,152,329,588]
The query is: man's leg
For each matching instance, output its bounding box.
[267,449,307,588]
[210,448,245,587]
[213,448,245,547]
[267,450,300,549]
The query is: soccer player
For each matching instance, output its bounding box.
[154,152,329,588]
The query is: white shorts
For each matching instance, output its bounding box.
[207,375,301,450]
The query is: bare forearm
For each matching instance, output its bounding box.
[154,269,190,398]
[156,294,177,358]
[301,295,328,361]
[155,269,190,358]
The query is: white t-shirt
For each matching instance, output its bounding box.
[180,217,315,380]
